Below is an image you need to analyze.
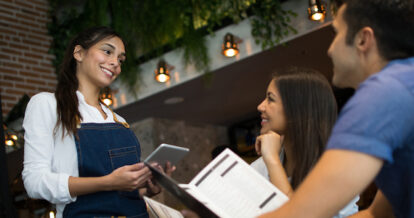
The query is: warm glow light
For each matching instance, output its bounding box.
[224,48,237,57]
[100,87,113,106]
[102,98,113,106]
[5,139,14,146]
[11,134,18,141]
[311,12,324,21]
[155,60,171,83]
[155,73,170,83]
[49,211,55,218]
[222,33,239,57]
[5,133,16,146]
[308,0,326,21]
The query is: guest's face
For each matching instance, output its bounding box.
[75,36,126,88]
[257,79,286,135]
[328,5,362,89]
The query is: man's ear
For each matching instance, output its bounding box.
[354,27,376,53]
[73,45,84,62]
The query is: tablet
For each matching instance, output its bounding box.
[144,143,189,166]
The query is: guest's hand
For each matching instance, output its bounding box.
[144,161,176,196]
[255,131,283,163]
[164,161,176,176]
[145,178,161,196]
[144,163,163,196]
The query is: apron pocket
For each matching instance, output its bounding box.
[109,146,141,199]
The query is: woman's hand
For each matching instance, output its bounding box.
[255,132,293,197]
[106,163,152,191]
[255,131,283,164]
[68,163,151,197]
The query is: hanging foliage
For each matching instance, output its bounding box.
[48,0,297,91]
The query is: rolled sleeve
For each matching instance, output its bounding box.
[328,133,394,163]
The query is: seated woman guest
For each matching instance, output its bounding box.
[252,68,359,218]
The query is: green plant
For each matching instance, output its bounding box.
[48,0,297,91]
[251,0,298,49]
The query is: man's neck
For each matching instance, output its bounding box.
[353,55,389,89]
[365,58,389,77]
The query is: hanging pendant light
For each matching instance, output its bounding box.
[100,87,113,106]
[3,124,17,147]
[48,210,55,218]
[222,33,239,57]
[308,0,326,21]
[155,59,170,83]
[4,133,17,147]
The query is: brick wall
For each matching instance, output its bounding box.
[0,0,56,118]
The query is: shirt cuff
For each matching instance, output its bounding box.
[60,173,77,203]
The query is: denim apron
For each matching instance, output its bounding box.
[63,114,149,218]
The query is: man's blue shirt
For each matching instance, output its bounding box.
[327,57,414,218]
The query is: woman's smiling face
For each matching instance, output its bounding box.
[75,36,126,88]
[257,79,286,135]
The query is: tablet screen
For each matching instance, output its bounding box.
[144,144,189,166]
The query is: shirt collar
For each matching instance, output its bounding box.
[76,90,113,121]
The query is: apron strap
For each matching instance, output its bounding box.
[75,100,131,129]
[101,100,130,129]
[110,109,130,128]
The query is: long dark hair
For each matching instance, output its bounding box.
[55,26,124,136]
[273,67,337,189]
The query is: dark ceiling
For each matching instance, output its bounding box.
[116,24,351,127]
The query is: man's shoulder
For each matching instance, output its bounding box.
[359,58,414,100]
[376,57,414,94]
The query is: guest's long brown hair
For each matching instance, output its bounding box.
[55,26,124,136]
[273,67,337,189]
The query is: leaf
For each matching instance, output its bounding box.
[48,0,297,92]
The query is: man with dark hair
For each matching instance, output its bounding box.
[259,0,414,217]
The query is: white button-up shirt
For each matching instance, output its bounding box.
[22,91,125,218]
